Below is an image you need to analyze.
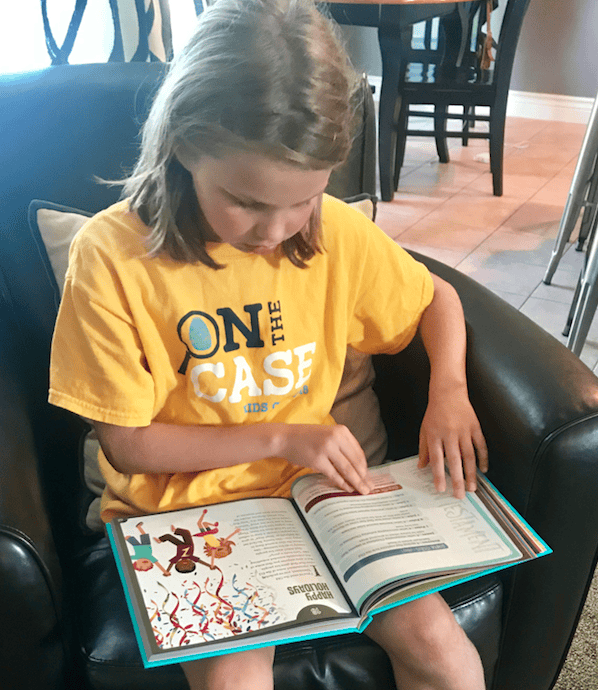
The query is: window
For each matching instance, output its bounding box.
[0,0,200,74]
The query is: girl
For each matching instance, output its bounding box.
[49,0,488,688]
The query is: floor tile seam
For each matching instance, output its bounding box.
[479,196,552,236]
[412,164,508,216]
[518,296,598,364]
[510,159,574,205]
[390,180,480,237]
[527,291,577,307]
[448,219,513,267]
[390,205,445,238]
[460,174,540,206]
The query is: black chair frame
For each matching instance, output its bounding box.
[378,0,530,201]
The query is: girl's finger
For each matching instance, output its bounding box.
[460,437,479,493]
[445,443,466,499]
[474,429,489,473]
[323,463,355,494]
[427,439,447,494]
[330,449,372,495]
[335,427,373,490]
[418,433,429,469]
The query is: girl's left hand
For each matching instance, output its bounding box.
[418,388,488,499]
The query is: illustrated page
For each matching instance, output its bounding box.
[291,457,521,611]
[113,498,354,655]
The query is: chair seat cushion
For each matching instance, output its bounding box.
[72,537,502,690]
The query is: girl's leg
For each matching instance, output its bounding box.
[364,592,485,690]
[181,646,275,690]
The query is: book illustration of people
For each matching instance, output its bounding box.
[122,510,283,649]
[119,504,351,651]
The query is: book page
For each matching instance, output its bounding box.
[111,498,354,659]
[291,457,521,612]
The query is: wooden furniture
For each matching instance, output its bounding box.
[326,0,477,201]
[385,0,530,200]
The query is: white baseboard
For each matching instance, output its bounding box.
[366,75,594,125]
[506,90,593,125]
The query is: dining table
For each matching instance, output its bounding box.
[323,0,479,200]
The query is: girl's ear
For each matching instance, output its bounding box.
[175,151,193,172]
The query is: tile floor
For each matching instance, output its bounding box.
[374,114,598,373]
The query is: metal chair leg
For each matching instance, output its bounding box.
[567,216,598,355]
[562,271,582,338]
[544,93,598,284]
[575,159,598,252]
[563,221,596,339]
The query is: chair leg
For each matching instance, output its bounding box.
[563,270,584,337]
[462,105,472,146]
[489,103,506,197]
[568,270,598,356]
[545,93,598,281]
[394,100,409,191]
[576,162,598,251]
[565,222,597,336]
[568,216,598,355]
[434,105,450,163]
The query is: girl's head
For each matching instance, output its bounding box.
[124,0,361,266]
[204,538,236,559]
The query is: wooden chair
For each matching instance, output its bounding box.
[378,0,531,201]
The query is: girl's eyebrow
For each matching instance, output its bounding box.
[221,186,327,208]
[221,187,269,207]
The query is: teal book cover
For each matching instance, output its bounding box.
[108,456,551,668]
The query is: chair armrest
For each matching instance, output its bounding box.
[0,298,68,690]
[376,252,598,690]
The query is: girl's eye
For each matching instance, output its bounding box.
[236,199,266,211]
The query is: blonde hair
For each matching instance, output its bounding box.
[123,0,361,267]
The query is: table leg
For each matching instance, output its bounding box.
[378,25,405,202]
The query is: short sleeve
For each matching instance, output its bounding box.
[327,200,434,355]
[49,229,155,426]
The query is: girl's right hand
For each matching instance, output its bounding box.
[277,424,373,495]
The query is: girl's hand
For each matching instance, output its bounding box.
[278,424,374,495]
[418,388,488,499]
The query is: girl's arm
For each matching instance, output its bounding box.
[94,419,373,495]
[417,274,488,499]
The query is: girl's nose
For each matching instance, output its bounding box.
[257,211,289,243]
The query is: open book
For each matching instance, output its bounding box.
[107,456,550,668]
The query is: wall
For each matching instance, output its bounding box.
[510,0,598,98]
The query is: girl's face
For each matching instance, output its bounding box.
[186,151,332,255]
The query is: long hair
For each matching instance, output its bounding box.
[122,0,361,268]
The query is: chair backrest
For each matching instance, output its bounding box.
[0,62,169,551]
[0,61,377,554]
[404,0,531,95]
[492,0,531,97]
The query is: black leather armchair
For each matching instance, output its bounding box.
[1,63,598,690]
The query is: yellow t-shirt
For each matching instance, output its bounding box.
[49,195,433,522]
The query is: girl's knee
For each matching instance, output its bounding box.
[367,594,466,656]
[182,646,275,690]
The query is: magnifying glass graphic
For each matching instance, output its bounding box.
[177,311,220,375]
